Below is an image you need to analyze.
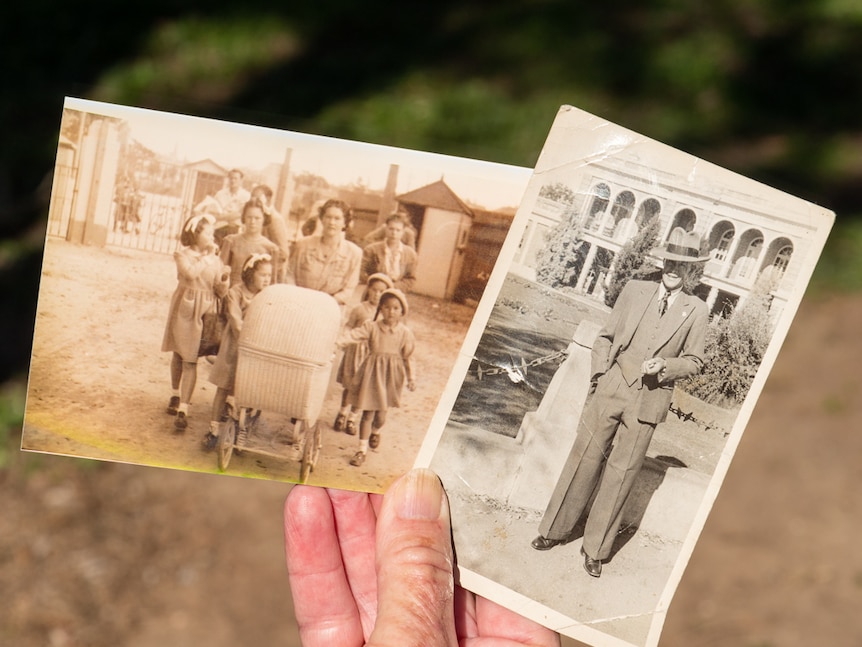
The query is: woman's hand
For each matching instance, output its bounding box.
[284,469,560,647]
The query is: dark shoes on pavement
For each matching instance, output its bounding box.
[349,451,366,466]
[368,432,381,450]
[166,396,180,415]
[174,411,188,430]
[333,413,346,432]
[345,419,357,435]
[531,536,604,577]
[581,547,602,578]
[530,535,566,551]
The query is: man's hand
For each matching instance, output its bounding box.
[641,357,667,376]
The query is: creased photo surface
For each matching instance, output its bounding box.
[418,105,835,647]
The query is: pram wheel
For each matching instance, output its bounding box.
[217,418,237,472]
[299,420,322,484]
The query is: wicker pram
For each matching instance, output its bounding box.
[217,284,341,482]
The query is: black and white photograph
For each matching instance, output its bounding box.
[420,105,835,647]
[22,97,531,493]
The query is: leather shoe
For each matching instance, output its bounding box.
[531,535,565,551]
[581,548,602,577]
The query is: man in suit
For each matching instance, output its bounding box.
[531,232,710,578]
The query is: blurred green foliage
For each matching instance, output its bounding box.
[92,15,301,106]
[810,219,862,293]
[1,0,861,447]
[0,379,26,468]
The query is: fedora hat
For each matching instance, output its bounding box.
[650,230,711,263]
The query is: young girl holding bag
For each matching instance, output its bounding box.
[161,214,229,431]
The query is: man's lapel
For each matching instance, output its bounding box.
[656,292,697,347]
[618,282,660,348]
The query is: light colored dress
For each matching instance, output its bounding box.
[219,233,280,286]
[347,320,415,411]
[336,301,376,389]
[161,247,228,362]
[209,283,256,391]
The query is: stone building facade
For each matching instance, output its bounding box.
[512,155,814,323]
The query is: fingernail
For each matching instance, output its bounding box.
[395,469,444,520]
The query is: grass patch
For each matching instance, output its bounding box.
[449,274,605,437]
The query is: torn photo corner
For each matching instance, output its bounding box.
[22,96,532,494]
[414,104,835,647]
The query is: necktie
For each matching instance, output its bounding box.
[659,291,669,317]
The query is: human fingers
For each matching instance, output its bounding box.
[464,593,561,646]
[327,487,382,638]
[367,469,457,647]
[284,485,364,647]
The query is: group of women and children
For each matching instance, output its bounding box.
[160,191,417,469]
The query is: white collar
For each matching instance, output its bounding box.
[658,284,683,306]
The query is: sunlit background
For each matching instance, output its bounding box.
[2,2,861,645]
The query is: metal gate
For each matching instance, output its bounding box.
[106,158,192,254]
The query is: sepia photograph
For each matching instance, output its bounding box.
[420,105,835,647]
[22,97,532,493]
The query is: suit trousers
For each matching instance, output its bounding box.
[538,362,656,560]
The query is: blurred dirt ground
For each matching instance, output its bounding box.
[2,289,861,647]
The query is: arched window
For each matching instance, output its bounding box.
[604,190,635,236]
[773,245,792,274]
[585,183,610,230]
[714,229,734,261]
[635,198,661,228]
[745,237,763,258]
[669,208,697,235]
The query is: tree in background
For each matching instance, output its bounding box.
[603,216,661,307]
[534,221,588,289]
[538,181,578,205]
[683,277,774,407]
[534,182,587,288]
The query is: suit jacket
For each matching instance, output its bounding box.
[361,241,418,292]
[591,279,707,424]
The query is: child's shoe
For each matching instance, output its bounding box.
[349,451,366,466]
[201,431,219,451]
[369,432,381,450]
[333,413,346,432]
[166,396,180,415]
[345,419,357,435]
[174,411,188,430]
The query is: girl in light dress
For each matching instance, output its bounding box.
[333,272,394,436]
[341,288,416,467]
[219,199,281,286]
[161,214,230,431]
[201,254,273,451]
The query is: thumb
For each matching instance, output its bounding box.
[368,469,457,647]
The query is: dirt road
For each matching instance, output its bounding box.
[24,238,474,493]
